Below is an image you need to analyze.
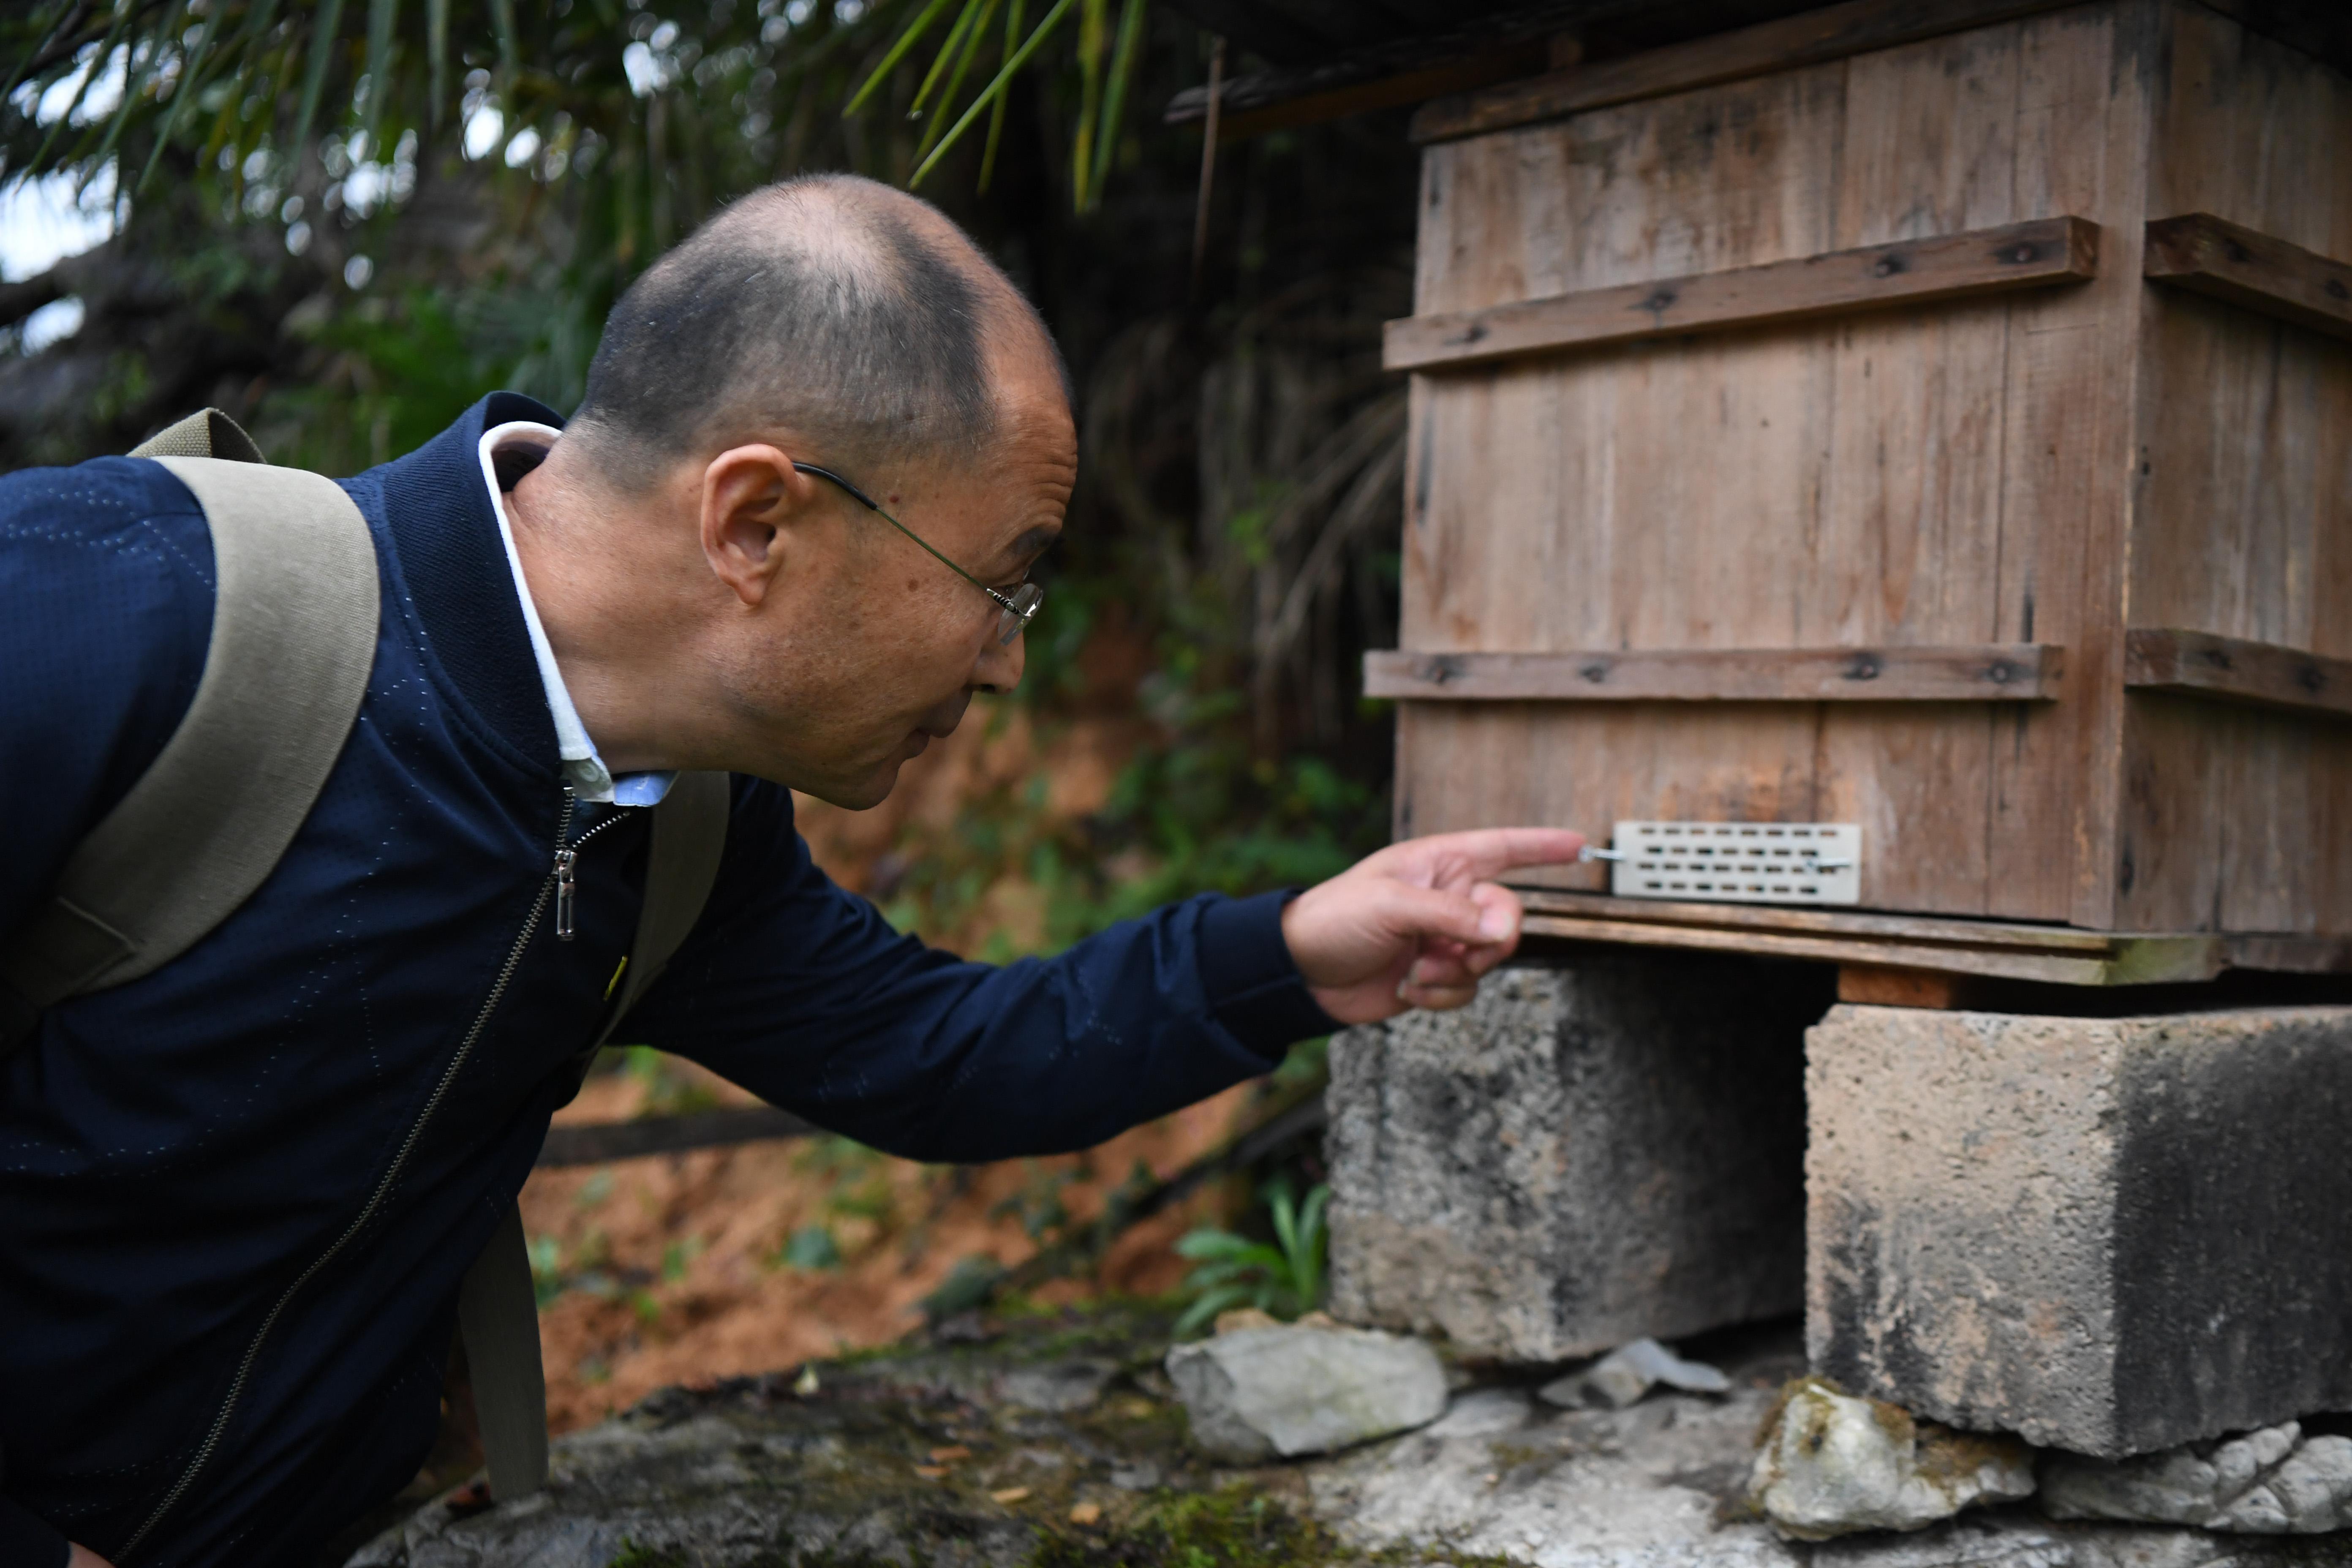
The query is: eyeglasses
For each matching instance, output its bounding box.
[793,462,1045,647]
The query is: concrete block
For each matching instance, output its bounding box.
[1806,1004,2352,1458]
[1326,951,1828,1363]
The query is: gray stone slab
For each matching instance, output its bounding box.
[1806,1004,2352,1458]
[346,1310,2352,1568]
[1326,953,1829,1362]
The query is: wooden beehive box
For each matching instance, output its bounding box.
[1372,0,2352,986]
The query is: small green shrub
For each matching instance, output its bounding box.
[1172,1176,1329,1337]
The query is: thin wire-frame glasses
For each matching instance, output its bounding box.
[793,461,1044,646]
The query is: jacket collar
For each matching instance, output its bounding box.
[368,392,569,776]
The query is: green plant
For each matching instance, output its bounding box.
[1171,1175,1328,1337]
[779,1224,844,1271]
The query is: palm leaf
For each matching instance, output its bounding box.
[913,0,999,161]
[1084,0,1144,210]
[843,0,957,117]
[975,0,1021,192]
[906,0,1073,189]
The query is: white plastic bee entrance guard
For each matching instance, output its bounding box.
[1584,821,1862,906]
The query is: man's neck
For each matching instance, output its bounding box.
[506,453,710,775]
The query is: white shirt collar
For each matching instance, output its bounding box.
[477,420,676,808]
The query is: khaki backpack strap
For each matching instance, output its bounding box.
[463,770,731,1499]
[0,438,378,1039]
[133,407,266,464]
[456,1200,550,1499]
[602,770,734,1034]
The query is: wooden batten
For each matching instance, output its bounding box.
[1383,218,2099,373]
[1364,645,2061,702]
[1410,0,2074,143]
[2143,213,2352,342]
[1513,890,2352,987]
[2124,629,2352,720]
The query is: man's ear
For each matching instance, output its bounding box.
[699,444,830,607]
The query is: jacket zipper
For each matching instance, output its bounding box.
[118,792,580,1563]
[554,808,632,942]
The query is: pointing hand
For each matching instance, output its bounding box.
[1278,828,1585,1024]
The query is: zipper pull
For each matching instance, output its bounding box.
[555,847,579,941]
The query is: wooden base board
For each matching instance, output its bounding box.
[1513,889,2352,986]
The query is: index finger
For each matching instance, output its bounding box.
[1403,826,1586,885]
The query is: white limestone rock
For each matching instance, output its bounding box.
[1748,1378,2037,1541]
[2041,1422,2352,1533]
[1422,1387,1536,1439]
[1538,1337,1732,1410]
[1165,1323,1447,1462]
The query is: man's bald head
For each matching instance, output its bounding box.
[569,174,1061,490]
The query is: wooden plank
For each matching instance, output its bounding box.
[1382,217,2099,373]
[1410,0,2072,144]
[1162,42,1550,142]
[1518,910,2222,984]
[2227,933,2352,974]
[1987,2,2155,931]
[1512,887,2125,950]
[2115,6,2352,937]
[2144,213,2352,343]
[1811,24,2027,917]
[2125,629,2352,719]
[1364,645,2061,701]
[1838,965,1976,1006]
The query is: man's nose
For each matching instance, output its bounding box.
[972,625,1026,694]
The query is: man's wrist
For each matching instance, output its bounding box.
[1196,889,1342,1055]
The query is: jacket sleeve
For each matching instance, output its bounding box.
[0,1493,68,1568]
[626,779,1338,1163]
[0,458,215,936]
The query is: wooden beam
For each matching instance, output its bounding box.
[1163,42,1549,143]
[1838,965,1975,1007]
[1383,218,2099,373]
[1517,912,2221,986]
[2143,212,2352,343]
[1410,0,2072,144]
[536,1106,816,1167]
[1364,644,2062,702]
[1513,890,2125,952]
[2124,628,2352,720]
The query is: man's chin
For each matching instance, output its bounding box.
[797,757,909,812]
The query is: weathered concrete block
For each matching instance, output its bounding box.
[1327,952,1827,1362]
[1807,1004,2352,1458]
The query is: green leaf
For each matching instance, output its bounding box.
[362,0,399,148]
[1172,1282,1254,1338]
[289,0,349,173]
[139,4,223,193]
[1085,0,1145,210]
[1069,0,1104,213]
[976,0,1022,193]
[913,0,1000,161]
[490,0,519,87]
[426,0,449,128]
[906,0,981,123]
[907,0,1074,190]
[844,0,958,118]
[780,1224,842,1270]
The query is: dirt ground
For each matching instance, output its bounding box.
[525,1063,1259,1433]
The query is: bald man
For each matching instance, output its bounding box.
[0,174,1580,1568]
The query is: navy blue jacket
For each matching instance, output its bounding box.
[0,395,1333,1568]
